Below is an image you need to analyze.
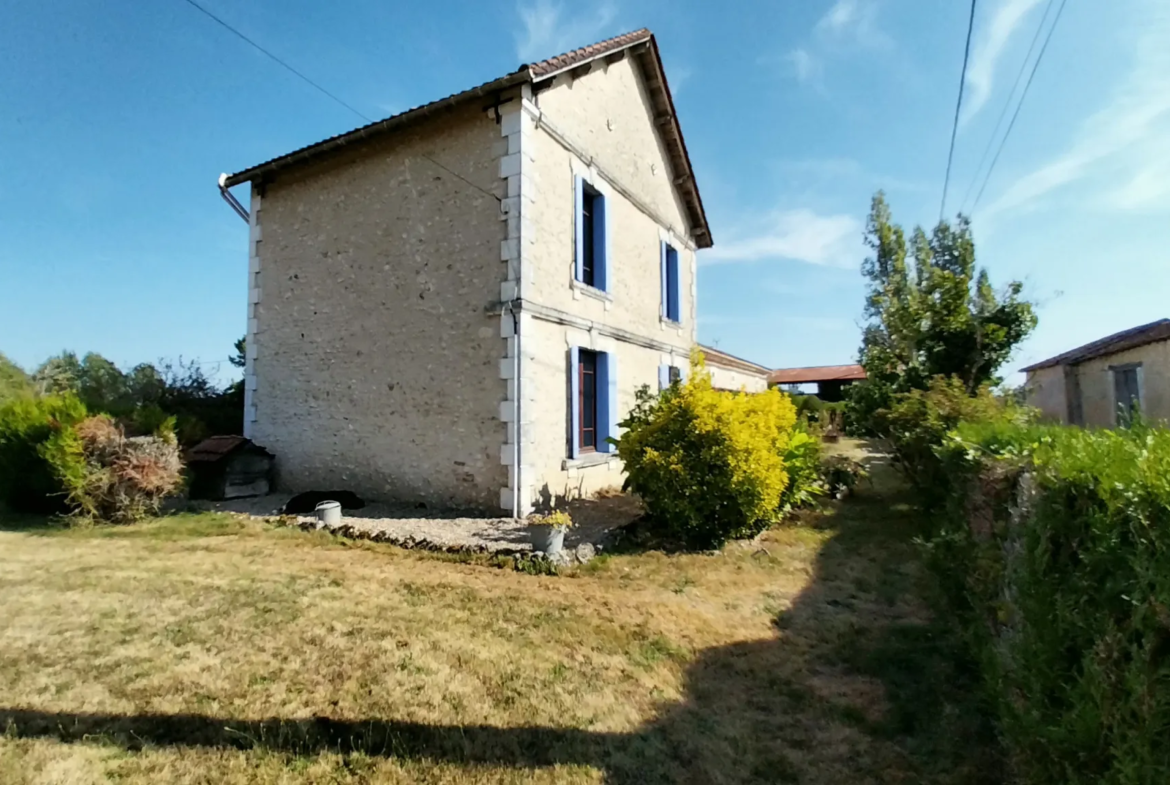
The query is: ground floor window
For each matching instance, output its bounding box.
[578,349,598,452]
[570,348,616,458]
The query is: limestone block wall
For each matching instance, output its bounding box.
[246,103,508,510]
[509,55,701,510]
[1075,340,1170,427]
[707,363,769,393]
[1025,365,1068,423]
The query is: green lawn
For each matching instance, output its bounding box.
[0,459,1000,784]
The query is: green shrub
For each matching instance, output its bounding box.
[929,421,1170,784]
[41,415,184,524]
[778,427,825,511]
[615,356,799,549]
[876,376,1028,508]
[0,393,87,512]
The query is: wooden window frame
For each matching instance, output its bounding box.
[578,349,599,453]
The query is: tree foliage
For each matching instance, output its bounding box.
[848,191,1037,432]
[0,352,33,405]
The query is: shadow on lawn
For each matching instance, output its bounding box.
[0,468,1003,783]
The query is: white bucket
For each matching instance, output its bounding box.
[315,500,342,527]
[529,525,565,556]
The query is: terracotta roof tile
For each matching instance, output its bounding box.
[526,29,652,77]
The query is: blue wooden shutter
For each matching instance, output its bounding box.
[569,346,580,458]
[594,193,609,292]
[598,351,618,452]
[574,176,585,283]
[658,364,670,391]
[659,241,668,318]
[667,246,680,322]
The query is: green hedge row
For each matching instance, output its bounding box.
[931,421,1170,784]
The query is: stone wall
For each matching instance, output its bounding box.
[515,54,700,510]
[246,102,508,510]
[1075,340,1170,427]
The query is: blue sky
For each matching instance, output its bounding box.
[2,0,1168,381]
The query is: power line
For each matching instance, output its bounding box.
[940,0,979,224]
[971,0,1069,213]
[178,0,371,123]
[959,0,1057,214]
[178,0,502,204]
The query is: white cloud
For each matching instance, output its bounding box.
[515,0,617,63]
[814,0,889,48]
[776,0,891,87]
[980,1,1170,218]
[963,0,1044,123]
[701,209,863,268]
[786,48,822,84]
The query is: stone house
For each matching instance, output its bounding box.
[220,30,711,515]
[1022,319,1170,427]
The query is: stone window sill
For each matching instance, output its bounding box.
[571,280,613,303]
[660,317,683,330]
[563,452,620,470]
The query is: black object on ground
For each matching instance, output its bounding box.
[281,491,366,514]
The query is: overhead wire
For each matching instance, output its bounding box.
[178,0,371,123]
[178,0,502,203]
[971,0,1070,213]
[958,0,1058,214]
[939,0,979,224]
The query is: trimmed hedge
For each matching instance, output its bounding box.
[930,421,1170,784]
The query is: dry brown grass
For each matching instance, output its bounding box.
[0,462,1000,784]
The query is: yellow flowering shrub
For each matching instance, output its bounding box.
[615,352,799,548]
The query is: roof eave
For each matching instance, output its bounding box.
[222,70,533,189]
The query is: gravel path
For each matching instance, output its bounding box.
[191,493,643,555]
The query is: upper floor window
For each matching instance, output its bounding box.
[575,176,608,292]
[661,242,680,322]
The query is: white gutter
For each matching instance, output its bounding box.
[508,301,522,519]
[218,174,250,223]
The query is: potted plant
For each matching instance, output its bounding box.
[527,510,573,556]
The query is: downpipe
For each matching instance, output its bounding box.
[218,174,250,223]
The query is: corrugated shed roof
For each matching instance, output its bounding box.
[768,365,867,385]
[698,344,771,375]
[1020,318,1170,372]
[221,29,711,247]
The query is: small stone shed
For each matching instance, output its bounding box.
[186,436,274,501]
[1022,318,1170,427]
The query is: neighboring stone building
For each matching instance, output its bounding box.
[1022,319,1170,427]
[220,30,711,515]
[699,345,771,393]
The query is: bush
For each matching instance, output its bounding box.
[41,414,184,523]
[876,376,1027,508]
[927,421,1170,784]
[779,427,825,511]
[615,357,799,549]
[0,393,87,512]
